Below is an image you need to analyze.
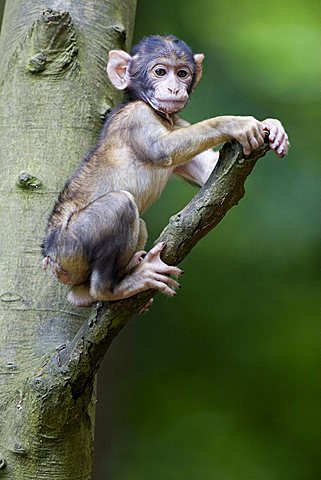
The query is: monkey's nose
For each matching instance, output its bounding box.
[167,87,180,95]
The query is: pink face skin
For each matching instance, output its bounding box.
[148,61,193,114]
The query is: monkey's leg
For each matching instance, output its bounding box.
[67,190,142,307]
[126,218,148,271]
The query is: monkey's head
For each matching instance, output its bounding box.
[107,35,204,115]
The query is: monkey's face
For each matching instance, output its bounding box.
[146,60,192,114]
[107,35,204,116]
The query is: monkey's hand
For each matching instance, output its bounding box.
[225,116,289,158]
[261,118,290,158]
[135,242,183,297]
[223,116,266,157]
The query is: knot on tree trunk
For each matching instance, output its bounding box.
[26,9,79,75]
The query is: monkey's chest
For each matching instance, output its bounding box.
[130,163,172,213]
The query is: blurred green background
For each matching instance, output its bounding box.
[1,1,320,479]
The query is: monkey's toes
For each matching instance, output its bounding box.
[167,266,184,277]
[130,250,147,268]
[147,242,166,257]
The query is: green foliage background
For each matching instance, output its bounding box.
[1,1,319,478]
[94,1,320,479]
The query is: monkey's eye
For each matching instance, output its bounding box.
[177,69,189,78]
[154,67,167,77]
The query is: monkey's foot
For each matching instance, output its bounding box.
[136,242,183,297]
[74,243,183,303]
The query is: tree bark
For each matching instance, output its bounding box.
[0,1,136,478]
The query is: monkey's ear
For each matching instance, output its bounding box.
[193,53,204,89]
[107,50,132,90]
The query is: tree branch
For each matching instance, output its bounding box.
[51,139,270,398]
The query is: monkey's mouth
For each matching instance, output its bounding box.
[154,98,187,113]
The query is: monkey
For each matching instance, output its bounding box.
[42,35,290,307]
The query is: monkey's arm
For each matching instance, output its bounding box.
[173,117,219,186]
[133,104,289,167]
[149,113,265,165]
[174,118,289,186]
[164,116,289,165]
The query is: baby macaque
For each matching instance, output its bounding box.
[42,35,289,307]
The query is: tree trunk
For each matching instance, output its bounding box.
[0,1,136,478]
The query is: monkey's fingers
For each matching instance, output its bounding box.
[254,124,266,145]
[262,119,290,158]
[128,250,147,270]
[270,134,290,157]
[145,241,166,260]
[150,279,178,297]
[158,264,184,277]
[152,273,181,292]
[135,250,147,261]
[142,242,183,278]
[246,131,261,153]
[262,119,277,143]
[145,256,184,277]
[273,131,288,157]
[245,124,267,155]
[238,133,251,157]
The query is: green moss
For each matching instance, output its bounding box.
[28,52,47,73]
[17,171,43,190]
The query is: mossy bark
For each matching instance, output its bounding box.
[0,1,136,478]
